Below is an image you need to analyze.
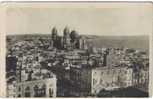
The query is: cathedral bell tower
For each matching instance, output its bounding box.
[63,27,71,50]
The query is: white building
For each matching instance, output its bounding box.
[15,77,57,97]
[7,82,16,97]
[70,66,133,96]
[91,66,133,94]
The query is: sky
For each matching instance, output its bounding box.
[5,3,152,36]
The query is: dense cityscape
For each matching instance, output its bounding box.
[6,27,149,97]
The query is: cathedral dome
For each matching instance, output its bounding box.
[70,30,79,40]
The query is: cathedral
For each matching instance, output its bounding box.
[50,27,87,50]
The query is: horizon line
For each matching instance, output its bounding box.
[6,33,149,37]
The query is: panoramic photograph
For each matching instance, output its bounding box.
[5,2,151,98]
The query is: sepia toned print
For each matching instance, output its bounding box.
[4,2,152,98]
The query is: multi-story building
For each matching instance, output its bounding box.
[78,37,87,50]
[7,81,16,97]
[15,77,57,97]
[91,66,133,95]
[69,66,133,96]
[70,66,92,96]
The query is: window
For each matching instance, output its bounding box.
[49,88,53,97]
[93,78,97,85]
[18,87,21,91]
[25,86,31,97]
[34,84,46,97]
[94,71,97,75]
[112,69,115,74]
[100,79,103,84]
[34,85,39,97]
[101,72,103,76]
[41,84,46,97]
[125,70,128,74]
[18,94,21,97]
[107,70,109,74]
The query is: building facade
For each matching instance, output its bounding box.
[70,66,133,96]
[15,78,57,97]
[91,66,133,95]
[50,27,87,50]
[7,82,16,97]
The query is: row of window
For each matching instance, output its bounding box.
[18,84,54,97]
[94,69,128,77]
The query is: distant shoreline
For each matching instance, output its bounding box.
[6,33,149,37]
[6,34,149,53]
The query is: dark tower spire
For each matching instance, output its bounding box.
[51,27,58,40]
[63,26,70,37]
[51,27,58,48]
[63,26,71,50]
[103,49,109,66]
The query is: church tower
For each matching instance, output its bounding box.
[51,27,58,48]
[63,27,71,50]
